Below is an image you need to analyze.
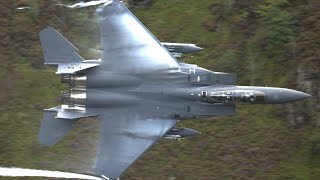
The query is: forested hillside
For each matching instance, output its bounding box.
[0,0,319,179]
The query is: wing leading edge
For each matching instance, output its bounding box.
[94,115,177,179]
[96,0,180,73]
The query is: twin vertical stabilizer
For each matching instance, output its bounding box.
[39,27,99,74]
[38,27,100,146]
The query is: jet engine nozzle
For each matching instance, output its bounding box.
[61,90,70,101]
[61,74,87,88]
[61,75,71,84]
[61,89,86,107]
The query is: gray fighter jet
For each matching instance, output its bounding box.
[38,1,310,179]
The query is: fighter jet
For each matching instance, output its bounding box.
[38,0,310,179]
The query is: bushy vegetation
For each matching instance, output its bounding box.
[0,0,319,179]
[255,0,297,52]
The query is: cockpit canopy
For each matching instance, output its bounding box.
[204,90,266,104]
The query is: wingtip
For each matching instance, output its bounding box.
[39,26,55,36]
[96,0,126,14]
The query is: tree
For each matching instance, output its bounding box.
[255,0,297,52]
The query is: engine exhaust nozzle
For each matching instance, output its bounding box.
[61,74,87,88]
[61,89,86,106]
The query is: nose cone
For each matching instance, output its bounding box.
[289,90,311,101]
[265,88,311,104]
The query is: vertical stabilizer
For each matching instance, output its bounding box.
[39,27,83,64]
[38,111,79,146]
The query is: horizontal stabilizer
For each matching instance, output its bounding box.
[56,62,100,74]
[46,105,98,119]
[38,111,79,146]
[39,27,82,64]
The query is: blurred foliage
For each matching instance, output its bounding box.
[128,0,153,8]
[255,0,297,54]
[0,0,319,180]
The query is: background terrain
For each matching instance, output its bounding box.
[0,0,319,179]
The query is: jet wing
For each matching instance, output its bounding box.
[96,0,180,73]
[94,114,177,179]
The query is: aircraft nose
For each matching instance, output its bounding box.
[265,88,311,104]
[289,90,311,101]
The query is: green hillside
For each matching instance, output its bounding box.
[0,0,319,179]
